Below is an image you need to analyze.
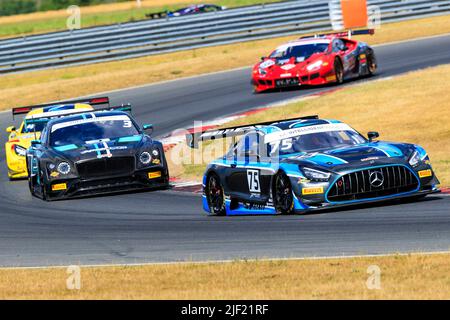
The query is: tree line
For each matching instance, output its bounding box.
[0,0,128,16]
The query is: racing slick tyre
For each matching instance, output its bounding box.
[28,164,38,198]
[30,165,48,201]
[205,173,226,216]
[367,52,377,76]
[28,176,35,196]
[334,58,344,85]
[40,172,49,201]
[273,172,294,214]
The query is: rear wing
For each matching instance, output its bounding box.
[24,104,132,126]
[186,115,318,149]
[12,96,110,119]
[300,29,375,40]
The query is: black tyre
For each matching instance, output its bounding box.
[37,165,48,201]
[367,52,377,76]
[27,159,34,194]
[273,172,294,214]
[28,172,47,200]
[334,58,344,84]
[28,176,35,195]
[40,176,48,201]
[205,173,226,216]
[28,164,38,197]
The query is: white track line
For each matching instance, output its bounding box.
[2,250,450,270]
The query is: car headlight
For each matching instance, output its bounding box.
[306,60,323,71]
[57,162,71,175]
[152,149,160,157]
[13,145,27,157]
[140,151,152,165]
[302,167,331,181]
[409,150,421,167]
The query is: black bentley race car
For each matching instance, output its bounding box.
[26,107,169,200]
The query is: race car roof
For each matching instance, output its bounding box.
[278,39,330,50]
[186,115,348,148]
[47,110,130,127]
[263,121,355,144]
[25,103,94,119]
[261,118,341,131]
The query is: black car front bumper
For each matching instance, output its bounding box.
[44,166,169,200]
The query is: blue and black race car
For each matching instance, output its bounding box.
[26,106,169,200]
[186,116,440,215]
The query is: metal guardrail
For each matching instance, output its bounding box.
[0,0,449,74]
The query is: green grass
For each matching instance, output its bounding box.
[0,0,282,38]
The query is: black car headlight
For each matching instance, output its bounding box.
[57,162,71,175]
[302,167,331,182]
[13,145,27,157]
[139,146,162,167]
[139,151,152,165]
[408,150,421,167]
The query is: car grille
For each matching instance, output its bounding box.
[76,157,135,179]
[300,76,309,82]
[327,165,419,202]
[258,80,273,86]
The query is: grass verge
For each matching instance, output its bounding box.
[167,64,450,186]
[0,253,449,299]
[0,0,281,38]
[1,14,449,112]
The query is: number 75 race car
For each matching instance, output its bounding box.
[251,29,377,93]
[186,116,440,216]
[26,106,169,200]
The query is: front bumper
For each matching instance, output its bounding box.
[252,69,336,92]
[289,165,440,212]
[5,153,27,179]
[298,188,440,213]
[44,166,169,200]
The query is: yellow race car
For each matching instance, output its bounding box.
[5,97,110,179]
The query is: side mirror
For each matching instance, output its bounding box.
[368,131,379,142]
[31,140,41,146]
[143,124,153,134]
[6,126,16,133]
[260,56,266,61]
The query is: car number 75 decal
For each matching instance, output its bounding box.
[247,169,261,193]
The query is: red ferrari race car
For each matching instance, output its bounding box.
[251,29,377,93]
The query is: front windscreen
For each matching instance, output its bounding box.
[22,122,46,133]
[268,130,367,156]
[49,115,140,147]
[269,43,329,60]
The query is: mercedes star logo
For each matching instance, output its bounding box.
[369,170,384,187]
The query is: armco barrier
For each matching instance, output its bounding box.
[0,0,449,74]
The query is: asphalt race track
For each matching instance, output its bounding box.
[0,35,449,267]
